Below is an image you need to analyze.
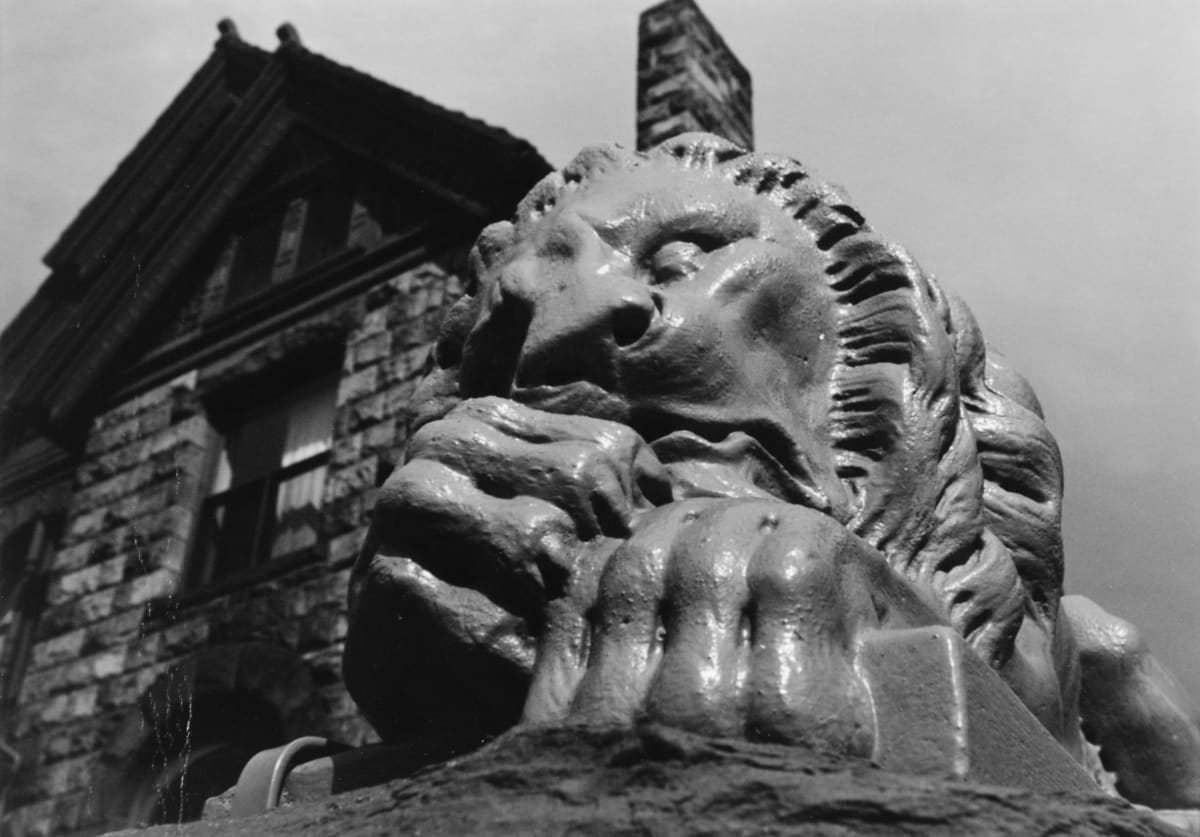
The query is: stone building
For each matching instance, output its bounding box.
[0,4,748,835]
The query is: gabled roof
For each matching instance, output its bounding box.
[0,21,550,456]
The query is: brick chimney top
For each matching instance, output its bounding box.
[636,0,753,151]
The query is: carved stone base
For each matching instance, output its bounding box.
[107,725,1182,836]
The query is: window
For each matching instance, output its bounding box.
[2,514,61,816]
[120,690,284,827]
[1,517,59,726]
[297,183,352,269]
[189,375,337,587]
[224,211,283,304]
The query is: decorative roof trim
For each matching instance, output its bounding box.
[0,23,550,448]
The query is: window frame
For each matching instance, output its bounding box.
[0,514,62,737]
[187,366,340,591]
[188,446,332,588]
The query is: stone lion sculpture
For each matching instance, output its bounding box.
[344,133,1199,809]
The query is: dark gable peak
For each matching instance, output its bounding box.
[0,20,550,454]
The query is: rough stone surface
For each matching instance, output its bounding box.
[107,727,1182,837]
[2,262,465,836]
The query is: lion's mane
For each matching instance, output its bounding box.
[418,133,1065,672]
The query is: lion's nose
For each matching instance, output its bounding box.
[610,301,655,348]
[505,261,658,389]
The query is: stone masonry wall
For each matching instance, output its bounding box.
[2,260,465,837]
[4,372,208,836]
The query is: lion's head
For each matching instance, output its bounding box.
[411,132,1064,673]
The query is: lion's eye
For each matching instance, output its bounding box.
[649,240,706,285]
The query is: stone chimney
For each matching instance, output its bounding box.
[636,0,753,151]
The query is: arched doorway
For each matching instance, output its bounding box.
[103,641,326,828]
[122,689,285,825]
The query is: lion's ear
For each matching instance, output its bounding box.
[432,293,481,371]
[470,222,517,283]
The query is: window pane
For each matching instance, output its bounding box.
[270,463,327,559]
[280,384,336,466]
[192,371,339,584]
[226,214,282,303]
[194,480,269,584]
[211,448,233,495]
[225,409,287,486]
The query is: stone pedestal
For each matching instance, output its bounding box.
[107,725,1182,837]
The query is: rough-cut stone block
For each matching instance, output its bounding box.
[161,617,211,655]
[151,444,204,482]
[98,662,169,712]
[36,686,97,725]
[337,366,380,407]
[338,392,387,435]
[413,310,448,348]
[362,418,396,452]
[398,286,432,320]
[331,432,364,468]
[351,332,392,369]
[72,464,147,513]
[297,604,347,651]
[114,568,178,609]
[129,629,164,663]
[383,382,418,419]
[84,610,143,651]
[316,569,352,605]
[148,414,209,456]
[327,530,363,566]
[318,683,363,721]
[169,383,202,423]
[356,308,389,339]
[35,754,95,797]
[50,542,100,573]
[302,647,344,686]
[427,280,450,310]
[283,588,312,620]
[3,798,55,837]
[29,628,86,671]
[386,270,414,296]
[95,402,173,455]
[144,534,189,574]
[71,586,118,626]
[31,648,125,697]
[111,485,169,526]
[143,505,195,542]
[19,666,66,703]
[387,346,430,383]
[91,397,138,433]
[49,554,126,605]
[63,508,107,544]
[324,495,367,536]
[323,714,378,750]
[325,458,378,504]
[42,722,102,761]
[70,647,127,683]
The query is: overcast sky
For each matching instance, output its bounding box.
[2,0,1198,702]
